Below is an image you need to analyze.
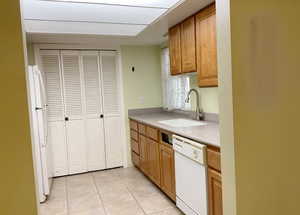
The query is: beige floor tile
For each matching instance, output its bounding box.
[40,199,67,215]
[129,182,161,199]
[101,188,134,204]
[48,184,67,201]
[69,206,106,215]
[68,192,103,213]
[148,207,184,215]
[136,193,175,214]
[40,168,180,215]
[67,173,94,187]
[103,198,145,215]
[117,167,144,178]
[67,174,97,197]
[96,179,127,193]
[93,169,121,181]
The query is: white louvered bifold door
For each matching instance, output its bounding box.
[100,51,123,168]
[81,51,106,171]
[61,51,87,174]
[40,50,68,176]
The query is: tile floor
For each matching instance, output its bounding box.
[40,167,183,215]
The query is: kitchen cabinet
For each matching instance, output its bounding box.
[148,138,160,186]
[168,3,218,86]
[159,143,176,201]
[139,134,148,174]
[131,151,140,167]
[208,168,223,215]
[196,4,218,87]
[207,146,223,215]
[169,24,182,75]
[130,120,140,169]
[181,16,197,73]
[130,121,175,201]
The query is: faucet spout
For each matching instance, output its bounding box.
[185,89,204,121]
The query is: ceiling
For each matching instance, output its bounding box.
[24,0,214,46]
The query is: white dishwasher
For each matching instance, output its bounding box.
[173,135,208,215]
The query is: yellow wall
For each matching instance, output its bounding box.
[220,0,300,214]
[0,1,38,215]
[190,75,219,113]
[121,45,162,165]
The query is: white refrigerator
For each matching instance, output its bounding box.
[28,66,53,202]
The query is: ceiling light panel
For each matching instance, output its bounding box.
[40,0,183,9]
[23,0,167,25]
[24,19,146,36]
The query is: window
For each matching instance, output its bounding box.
[161,48,191,110]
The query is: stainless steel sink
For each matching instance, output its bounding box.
[158,118,207,127]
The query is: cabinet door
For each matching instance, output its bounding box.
[40,50,68,177]
[159,144,176,201]
[100,51,123,168]
[148,138,160,186]
[196,4,218,87]
[139,135,148,175]
[208,168,223,215]
[81,51,106,172]
[181,16,196,73]
[169,24,182,75]
[61,51,87,174]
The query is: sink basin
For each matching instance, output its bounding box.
[158,118,207,128]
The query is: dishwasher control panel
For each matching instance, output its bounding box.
[173,135,206,165]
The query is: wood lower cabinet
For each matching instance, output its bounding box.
[159,143,176,201]
[130,120,222,211]
[130,121,175,201]
[207,146,223,215]
[139,134,148,174]
[131,151,140,167]
[208,168,223,215]
[148,138,160,186]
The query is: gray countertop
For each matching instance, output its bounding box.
[128,109,220,148]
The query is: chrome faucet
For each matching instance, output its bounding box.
[185,89,204,121]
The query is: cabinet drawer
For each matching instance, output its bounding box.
[147,126,159,141]
[138,123,146,135]
[132,152,140,167]
[130,120,138,131]
[131,139,139,155]
[140,135,147,145]
[130,130,138,141]
[207,148,221,172]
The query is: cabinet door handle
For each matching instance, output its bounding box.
[100,114,104,118]
[65,117,69,121]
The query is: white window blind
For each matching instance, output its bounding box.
[161,48,191,110]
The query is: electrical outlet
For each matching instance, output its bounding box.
[138,96,145,104]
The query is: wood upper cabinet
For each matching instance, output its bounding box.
[181,16,197,73]
[148,138,160,186]
[159,143,176,201]
[208,168,223,215]
[169,24,182,75]
[196,4,218,87]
